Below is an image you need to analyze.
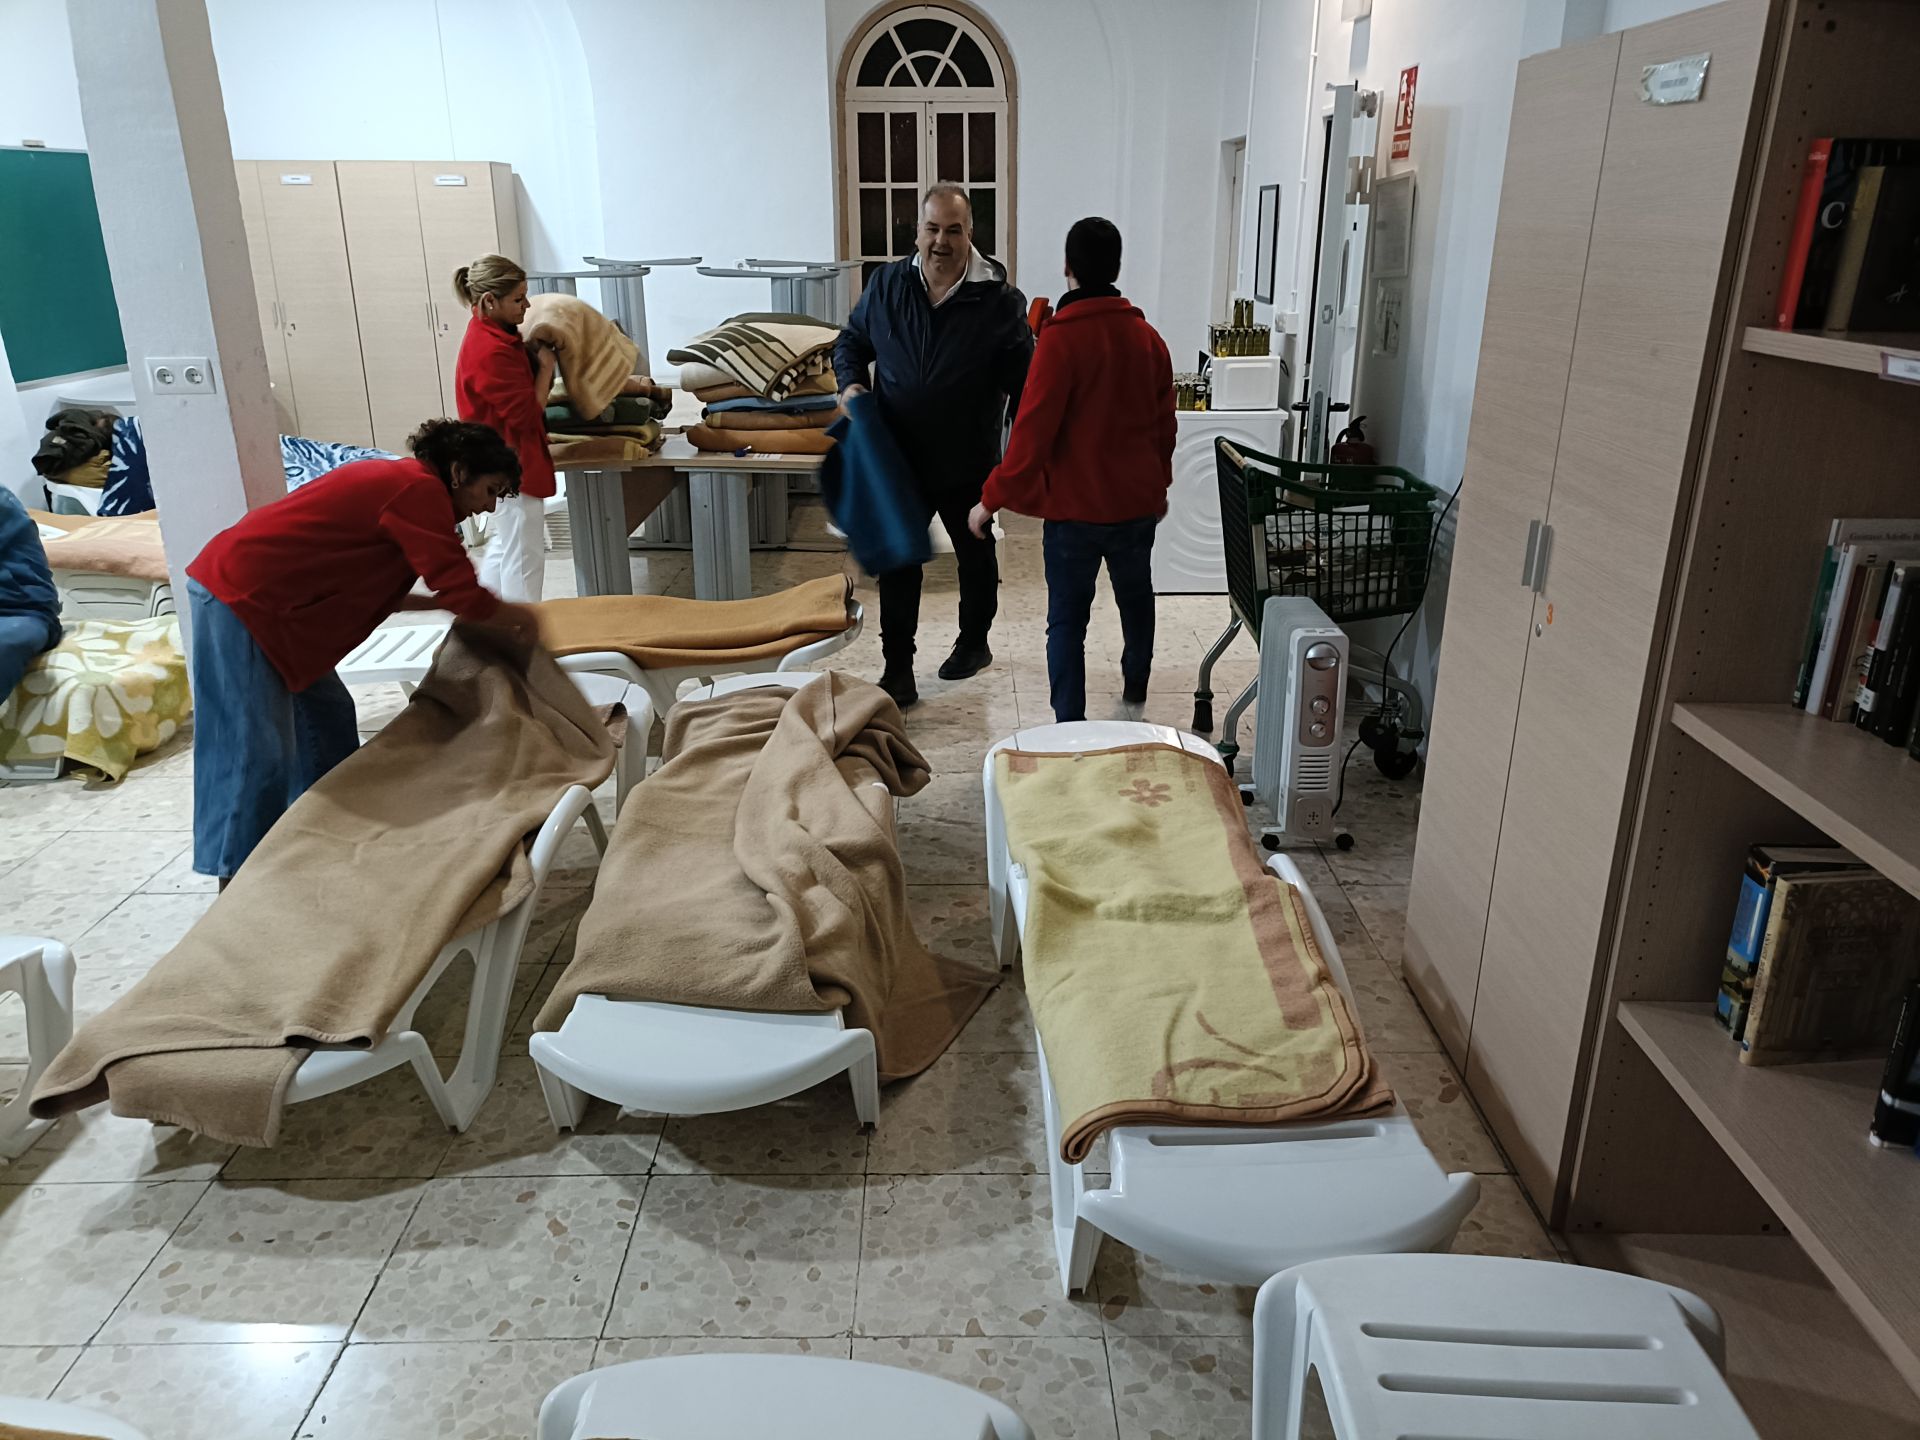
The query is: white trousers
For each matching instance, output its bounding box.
[478,492,546,603]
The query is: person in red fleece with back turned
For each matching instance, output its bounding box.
[969,217,1175,724]
[185,419,541,884]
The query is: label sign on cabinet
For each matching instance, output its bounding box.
[278,174,313,186]
[1641,53,1710,105]
[1883,353,1920,386]
[432,175,469,186]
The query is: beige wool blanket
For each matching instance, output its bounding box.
[996,743,1391,1161]
[534,574,852,670]
[31,627,620,1146]
[523,292,640,420]
[32,509,170,582]
[536,673,992,1080]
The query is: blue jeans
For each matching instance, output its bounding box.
[1043,516,1158,723]
[188,579,358,878]
[0,614,59,702]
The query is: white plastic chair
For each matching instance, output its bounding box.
[282,782,595,1132]
[50,571,174,623]
[337,602,864,720]
[530,671,882,1133]
[42,480,104,516]
[565,671,653,836]
[537,1354,1033,1440]
[1250,1253,1756,1440]
[0,1395,149,1439]
[984,720,1479,1293]
[0,936,75,1161]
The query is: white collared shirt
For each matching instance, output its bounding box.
[914,247,998,307]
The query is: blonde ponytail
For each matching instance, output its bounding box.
[453,254,525,308]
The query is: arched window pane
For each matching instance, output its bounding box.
[936,112,963,185]
[934,57,962,87]
[910,53,941,86]
[856,111,885,183]
[894,17,954,57]
[951,32,992,87]
[968,112,996,181]
[889,111,918,181]
[970,188,997,257]
[857,34,900,88]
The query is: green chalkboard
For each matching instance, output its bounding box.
[0,148,127,383]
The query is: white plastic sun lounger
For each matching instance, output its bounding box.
[285,675,650,1132]
[538,1354,1032,1440]
[531,671,883,1134]
[983,719,1479,1294]
[0,1396,148,1440]
[0,935,75,1161]
[338,600,864,721]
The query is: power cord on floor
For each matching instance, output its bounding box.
[1331,473,1464,819]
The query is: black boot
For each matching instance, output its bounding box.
[937,637,994,681]
[878,662,919,710]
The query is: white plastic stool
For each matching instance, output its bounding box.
[985,721,1478,1293]
[1252,1253,1756,1439]
[530,671,882,1133]
[0,936,75,1161]
[0,1395,149,1439]
[537,1354,1032,1440]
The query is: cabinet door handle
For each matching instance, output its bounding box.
[1533,523,1554,595]
[1521,518,1542,587]
[426,300,434,332]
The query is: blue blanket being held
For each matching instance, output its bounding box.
[818,393,931,577]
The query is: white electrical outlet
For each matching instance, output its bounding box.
[147,357,216,395]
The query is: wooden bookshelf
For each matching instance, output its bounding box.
[1741,326,1920,378]
[1617,1001,1920,1390]
[1671,703,1920,900]
[1573,1232,1920,1440]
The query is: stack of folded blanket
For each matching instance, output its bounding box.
[544,387,673,467]
[667,312,843,456]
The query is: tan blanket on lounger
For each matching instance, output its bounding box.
[523,292,640,420]
[536,673,992,1079]
[995,743,1391,1162]
[30,627,621,1147]
[31,510,169,583]
[687,422,836,456]
[533,574,851,670]
[0,1425,112,1440]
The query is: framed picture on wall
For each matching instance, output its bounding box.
[1253,183,1281,305]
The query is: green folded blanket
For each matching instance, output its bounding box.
[545,396,666,429]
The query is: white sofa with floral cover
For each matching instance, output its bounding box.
[0,615,190,781]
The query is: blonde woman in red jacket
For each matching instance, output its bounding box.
[452,255,558,602]
[971,218,1176,723]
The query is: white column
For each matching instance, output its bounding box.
[67,0,281,644]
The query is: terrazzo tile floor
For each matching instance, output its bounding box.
[0,503,1558,1438]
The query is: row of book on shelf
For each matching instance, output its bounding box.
[1775,136,1920,334]
[1792,518,1920,752]
[1718,843,1920,1152]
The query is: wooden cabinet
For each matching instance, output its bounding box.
[337,163,443,453]
[233,159,519,448]
[1404,0,1771,1210]
[413,162,520,417]
[233,161,298,434]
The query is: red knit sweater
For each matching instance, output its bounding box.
[188,457,499,692]
[980,294,1175,523]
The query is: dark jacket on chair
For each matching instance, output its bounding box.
[832,251,1033,495]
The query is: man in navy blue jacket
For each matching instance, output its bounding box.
[0,485,62,701]
[834,184,1032,708]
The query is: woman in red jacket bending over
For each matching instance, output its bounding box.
[453,254,557,602]
[185,420,539,883]
[970,217,1176,724]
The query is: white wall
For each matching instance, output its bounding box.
[1605,0,1714,28]
[571,0,838,362]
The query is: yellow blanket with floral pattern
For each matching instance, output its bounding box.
[0,616,190,780]
[995,742,1390,1161]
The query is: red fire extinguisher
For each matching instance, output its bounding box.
[1331,415,1376,466]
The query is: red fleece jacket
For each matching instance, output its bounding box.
[455,314,557,501]
[188,457,499,693]
[980,294,1175,524]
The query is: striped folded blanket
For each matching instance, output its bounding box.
[668,312,840,402]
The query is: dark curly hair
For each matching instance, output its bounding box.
[406,418,522,495]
